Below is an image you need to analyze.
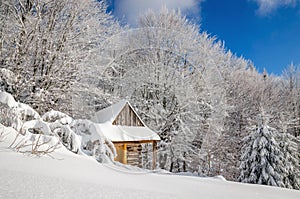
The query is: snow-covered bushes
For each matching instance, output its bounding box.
[42,110,73,124]
[0,91,40,130]
[0,91,116,162]
[21,120,52,135]
[41,110,80,153]
[0,123,60,157]
[71,119,116,162]
[10,132,61,157]
[41,111,116,161]
[50,122,81,153]
[0,68,16,93]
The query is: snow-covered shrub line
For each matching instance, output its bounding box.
[0,91,116,162]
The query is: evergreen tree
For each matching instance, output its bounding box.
[239,113,285,187]
[279,132,300,189]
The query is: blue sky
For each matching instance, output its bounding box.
[108,0,300,75]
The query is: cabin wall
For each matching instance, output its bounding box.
[112,104,143,126]
[114,143,142,167]
[114,143,127,164]
[114,142,157,169]
[113,143,142,168]
[127,144,142,167]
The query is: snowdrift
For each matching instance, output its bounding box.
[0,128,299,199]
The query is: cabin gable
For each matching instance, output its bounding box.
[112,103,144,126]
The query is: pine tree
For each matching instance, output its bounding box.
[279,132,300,189]
[239,113,285,187]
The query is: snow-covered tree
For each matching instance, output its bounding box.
[281,64,300,137]
[278,130,300,189]
[88,7,253,174]
[89,7,203,172]
[220,67,262,180]
[239,112,285,187]
[0,0,120,116]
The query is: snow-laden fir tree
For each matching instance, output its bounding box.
[239,111,285,187]
[278,131,300,190]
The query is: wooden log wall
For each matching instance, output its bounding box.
[114,142,158,169]
[126,143,142,167]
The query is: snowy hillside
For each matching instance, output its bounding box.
[1,0,300,189]
[0,130,299,199]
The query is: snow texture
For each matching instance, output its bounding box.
[0,91,18,108]
[21,120,52,135]
[0,91,39,119]
[0,129,299,199]
[42,110,73,124]
[98,122,161,142]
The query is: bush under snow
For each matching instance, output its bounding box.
[72,119,116,162]
[0,91,116,162]
[0,91,40,131]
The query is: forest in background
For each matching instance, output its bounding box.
[0,0,299,189]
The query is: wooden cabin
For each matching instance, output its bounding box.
[92,100,160,169]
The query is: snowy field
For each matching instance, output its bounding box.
[0,130,299,199]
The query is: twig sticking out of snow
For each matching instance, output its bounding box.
[9,131,61,158]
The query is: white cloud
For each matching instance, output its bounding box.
[251,0,298,15]
[113,0,203,26]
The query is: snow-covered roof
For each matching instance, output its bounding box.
[92,100,127,123]
[91,100,160,142]
[97,123,160,142]
[91,99,145,126]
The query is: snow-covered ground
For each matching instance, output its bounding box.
[0,130,299,199]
